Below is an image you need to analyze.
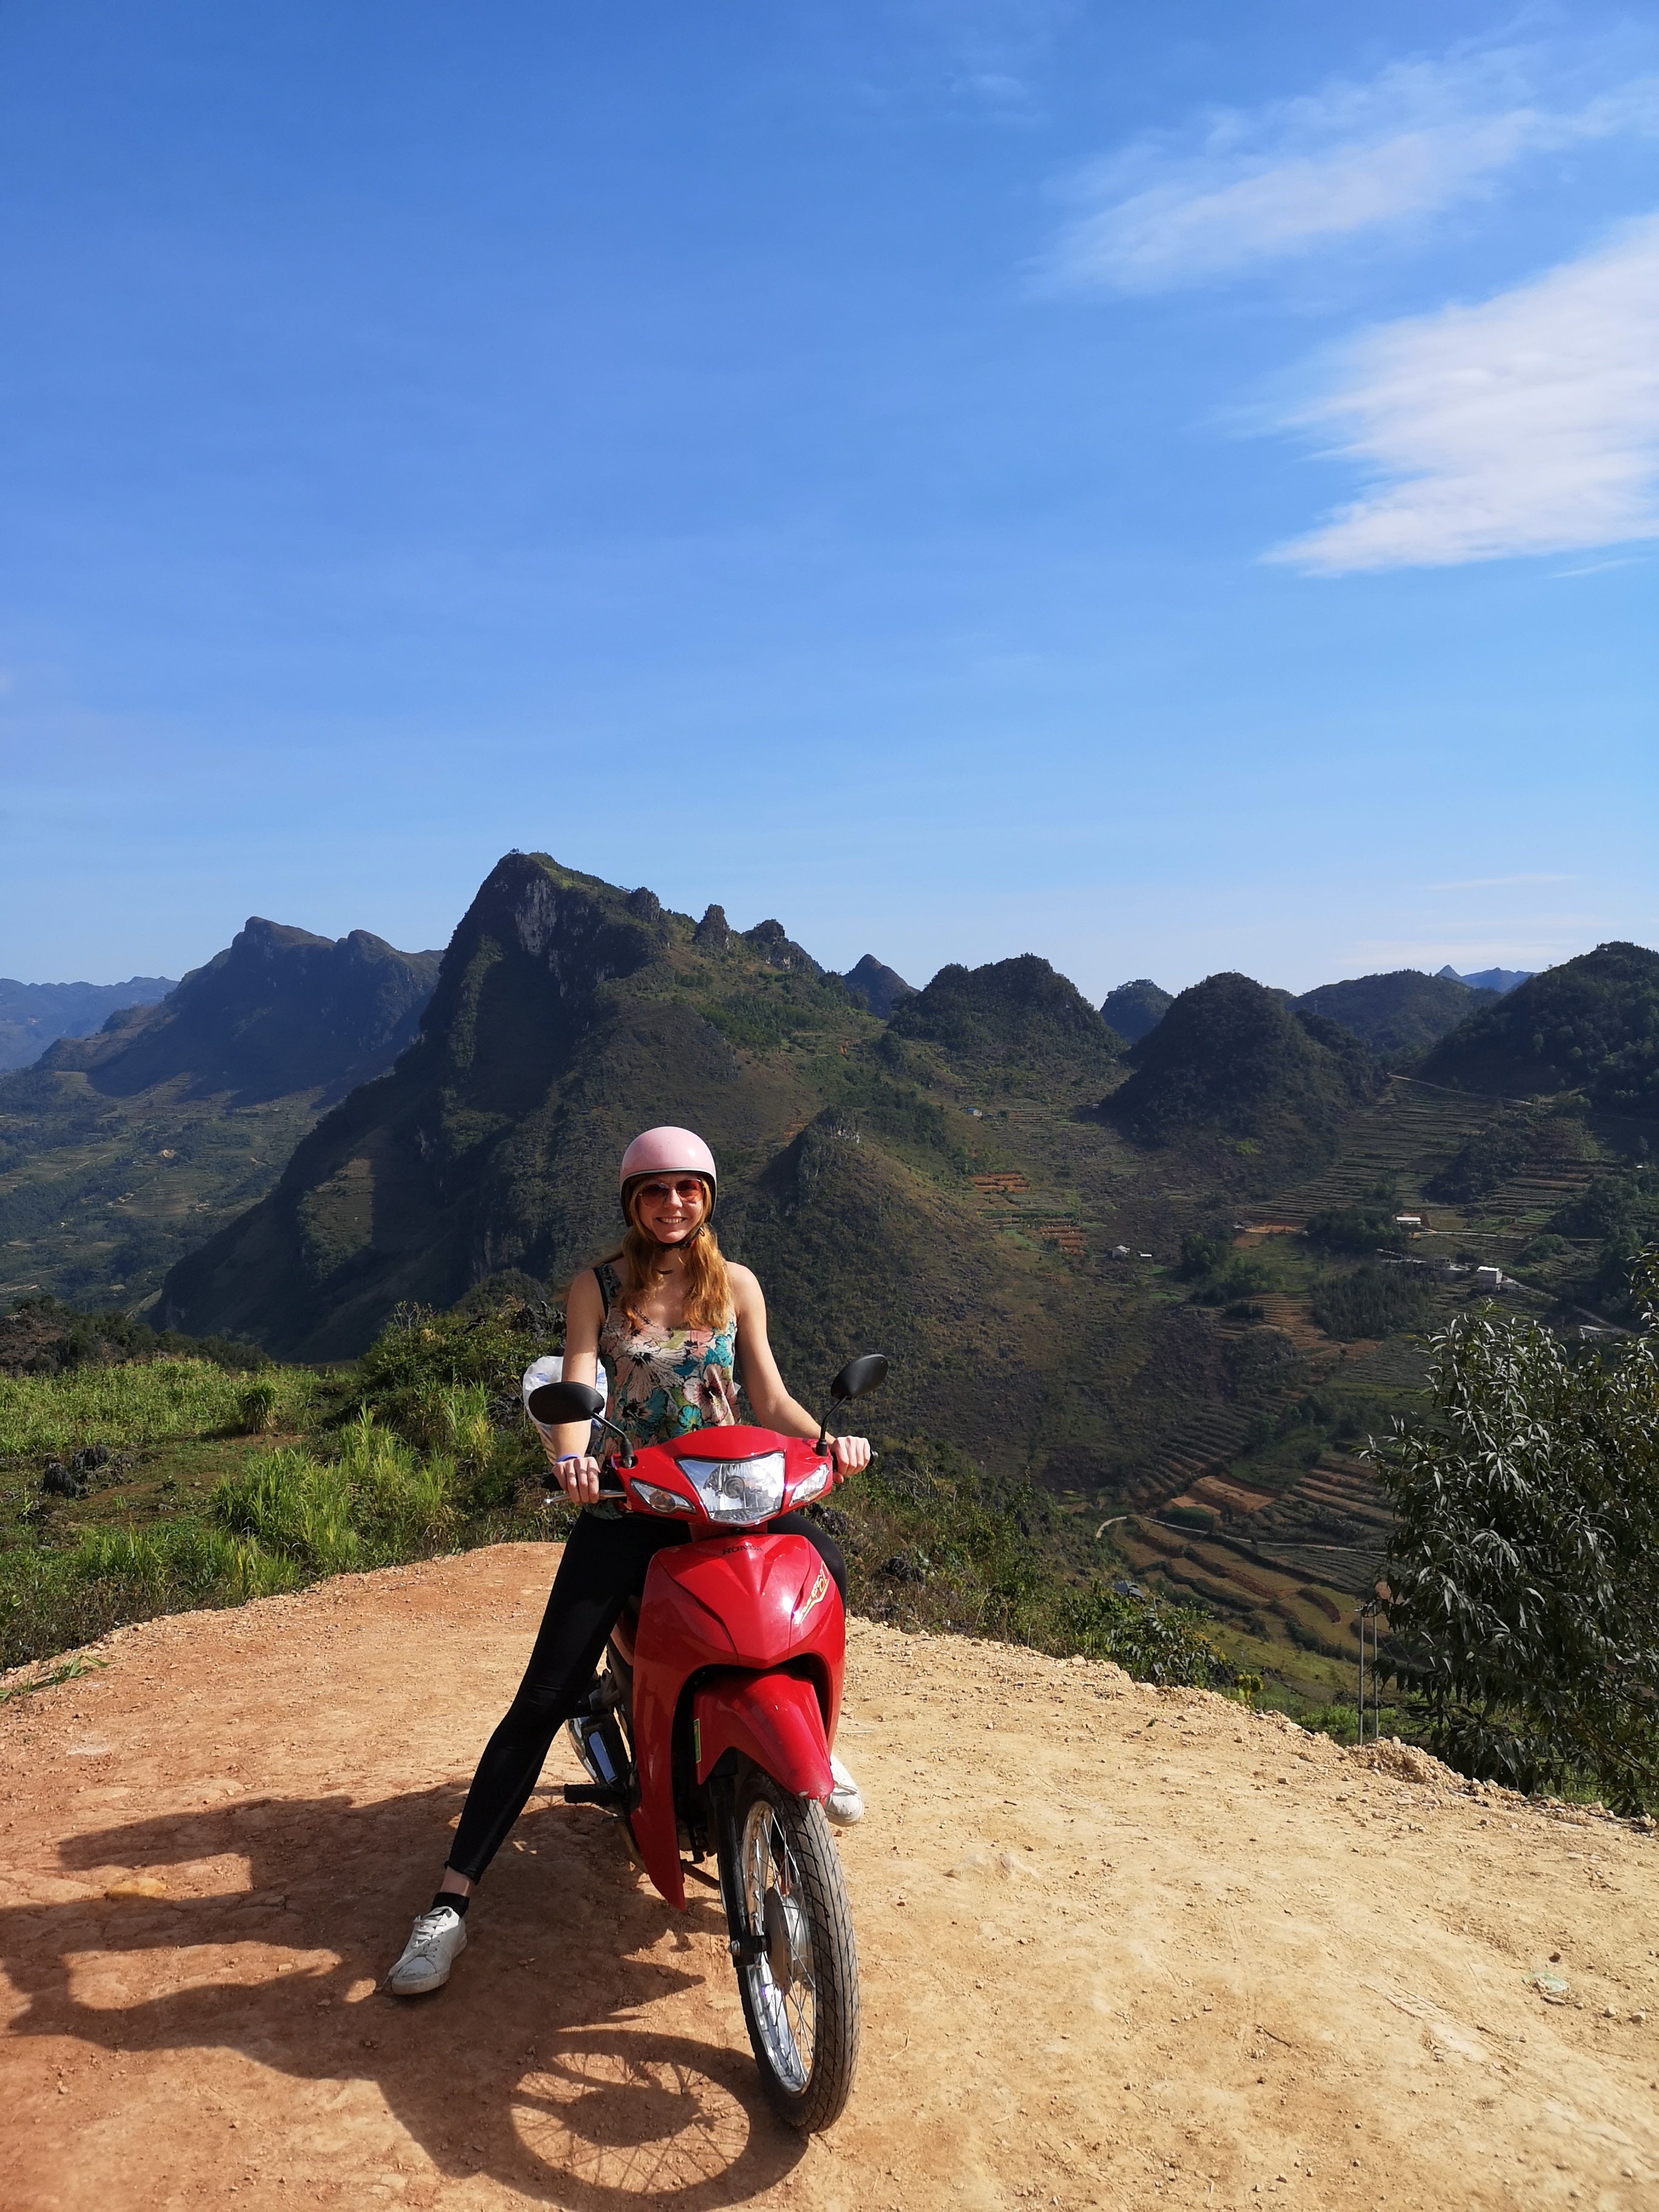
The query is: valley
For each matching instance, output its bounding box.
[5,854,1659,1711]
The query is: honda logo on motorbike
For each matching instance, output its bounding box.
[798,1563,831,1618]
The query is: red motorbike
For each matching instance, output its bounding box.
[526,1354,886,2132]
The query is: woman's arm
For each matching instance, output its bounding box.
[731,1266,872,1474]
[546,1269,607,1506]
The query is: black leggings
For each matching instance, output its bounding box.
[446,1510,847,1883]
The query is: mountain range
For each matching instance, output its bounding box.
[0,920,439,1309]
[9,854,1659,1687]
[1438,964,1535,994]
[0,975,177,1075]
[7,878,1647,1355]
[147,855,1655,1393]
[1421,942,1659,1116]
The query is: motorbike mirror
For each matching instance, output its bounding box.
[815,1352,889,1452]
[830,1353,888,1404]
[527,1379,605,1426]
[526,1378,635,1467]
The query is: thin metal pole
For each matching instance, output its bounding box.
[1357,1605,1366,1744]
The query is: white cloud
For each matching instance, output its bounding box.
[1265,216,1659,571]
[1045,47,1659,291]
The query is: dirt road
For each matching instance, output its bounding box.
[2,1545,1656,2210]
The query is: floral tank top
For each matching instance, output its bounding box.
[587,1259,739,1517]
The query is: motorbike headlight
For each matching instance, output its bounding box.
[679,1451,786,1524]
[631,1478,689,1515]
[791,1460,831,1504]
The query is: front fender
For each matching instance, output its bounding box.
[694,1668,833,1799]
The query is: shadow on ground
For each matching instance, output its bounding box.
[2,1784,803,2207]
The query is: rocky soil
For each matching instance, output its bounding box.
[2,1546,1655,2210]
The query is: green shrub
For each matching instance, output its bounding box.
[351,1301,554,1441]
[1303,1207,1395,1253]
[1371,1251,1659,1810]
[1296,1700,1413,1747]
[1427,1118,1530,1204]
[337,1413,460,1552]
[1516,1233,1567,1264]
[1177,1232,1226,1281]
[1045,1581,1236,1687]
[71,1520,296,1602]
[1189,1260,1269,1307]
[1550,1164,1659,1242]
[237,1377,282,1433]
[212,1449,363,1572]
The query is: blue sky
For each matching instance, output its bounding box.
[1,1,1655,997]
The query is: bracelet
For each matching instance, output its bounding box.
[553,1453,581,1465]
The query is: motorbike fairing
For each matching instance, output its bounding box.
[692,1667,833,1797]
[629,1532,845,1910]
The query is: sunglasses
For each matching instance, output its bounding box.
[635,1178,708,1204]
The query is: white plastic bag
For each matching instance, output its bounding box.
[521,1355,608,1449]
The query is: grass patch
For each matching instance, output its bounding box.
[0,1517,302,1668]
[0,1358,315,1458]
[210,1415,461,1572]
[0,1316,558,1669]
[0,1652,107,1703]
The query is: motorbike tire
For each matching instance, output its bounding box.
[726,1766,860,2132]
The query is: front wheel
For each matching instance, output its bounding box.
[723,1766,860,2131]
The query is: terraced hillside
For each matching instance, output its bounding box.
[1269,1078,1494,1220]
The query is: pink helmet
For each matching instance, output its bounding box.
[618,1125,718,1202]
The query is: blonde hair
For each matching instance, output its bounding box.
[617,1175,732,1333]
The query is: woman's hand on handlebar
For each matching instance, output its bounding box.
[831,1434,871,1475]
[544,1442,605,1506]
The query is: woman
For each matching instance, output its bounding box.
[386,1125,870,1996]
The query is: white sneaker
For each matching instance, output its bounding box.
[826,1753,864,1827]
[386,1904,468,1996]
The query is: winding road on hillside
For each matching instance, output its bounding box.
[2,1549,1656,2210]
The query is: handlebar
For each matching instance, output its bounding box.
[547,1438,876,1513]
